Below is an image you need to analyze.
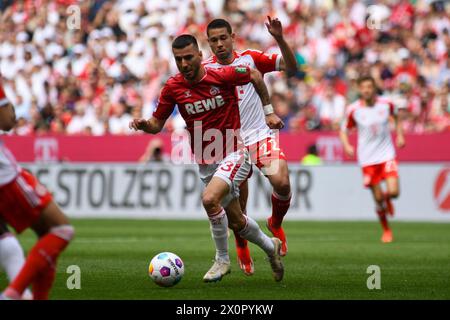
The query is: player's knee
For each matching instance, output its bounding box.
[202,191,221,213]
[273,177,291,197]
[389,189,399,199]
[374,194,384,204]
[50,225,75,242]
[228,216,246,232]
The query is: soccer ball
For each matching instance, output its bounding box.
[148,252,184,287]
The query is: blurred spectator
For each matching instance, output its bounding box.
[0,0,449,136]
[314,81,346,131]
[139,138,169,163]
[301,144,323,166]
[108,101,133,135]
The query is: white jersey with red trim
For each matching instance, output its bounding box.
[0,139,21,187]
[342,97,397,166]
[204,50,282,146]
[0,84,21,186]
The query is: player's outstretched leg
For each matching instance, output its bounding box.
[227,199,284,282]
[265,159,291,256]
[0,227,33,300]
[234,180,254,276]
[202,178,231,282]
[2,201,74,300]
[371,185,393,243]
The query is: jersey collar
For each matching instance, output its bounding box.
[213,51,240,65]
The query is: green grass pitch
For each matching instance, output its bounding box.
[1,219,449,299]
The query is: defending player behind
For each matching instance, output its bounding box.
[205,17,297,275]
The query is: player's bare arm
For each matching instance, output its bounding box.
[249,68,284,130]
[393,113,406,148]
[339,129,355,157]
[265,16,298,77]
[129,117,166,134]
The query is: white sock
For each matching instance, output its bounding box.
[238,216,275,256]
[208,208,230,263]
[0,234,33,299]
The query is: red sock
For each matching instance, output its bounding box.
[7,233,69,299]
[32,267,56,300]
[376,209,390,231]
[271,193,291,228]
[233,230,248,248]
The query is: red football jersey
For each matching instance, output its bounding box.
[153,66,252,163]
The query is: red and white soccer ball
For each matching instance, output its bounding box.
[148,252,185,287]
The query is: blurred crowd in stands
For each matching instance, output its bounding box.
[0,0,448,136]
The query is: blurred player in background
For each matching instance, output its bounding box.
[340,76,406,243]
[204,17,297,274]
[130,35,284,282]
[0,83,75,299]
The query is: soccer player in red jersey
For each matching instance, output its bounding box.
[204,17,297,274]
[0,84,75,299]
[340,76,406,243]
[130,35,284,282]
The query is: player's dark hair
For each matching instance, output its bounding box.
[172,34,199,50]
[207,19,232,36]
[357,75,376,86]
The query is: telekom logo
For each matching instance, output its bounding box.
[434,168,450,212]
[316,136,343,162]
[34,137,59,162]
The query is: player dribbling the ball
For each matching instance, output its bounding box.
[130,35,284,282]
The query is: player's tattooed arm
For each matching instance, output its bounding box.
[265,16,298,77]
[129,117,166,134]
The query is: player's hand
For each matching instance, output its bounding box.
[344,145,355,158]
[396,135,406,148]
[265,113,284,130]
[265,16,283,40]
[129,118,149,132]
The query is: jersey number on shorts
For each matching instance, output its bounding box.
[259,139,280,157]
[220,161,235,172]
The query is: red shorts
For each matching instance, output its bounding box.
[0,170,52,233]
[246,137,287,170]
[362,159,399,188]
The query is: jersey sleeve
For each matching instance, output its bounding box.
[0,84,9,107]
[341,108,356,131]
[152,83,176,121]
[388,101,397,116]
[215,66,252,86]
[244,49,281,74]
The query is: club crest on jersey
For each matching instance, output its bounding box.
[184,90,191,97]
[210,86,220,96]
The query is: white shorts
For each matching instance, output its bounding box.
[198,149,251,207]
